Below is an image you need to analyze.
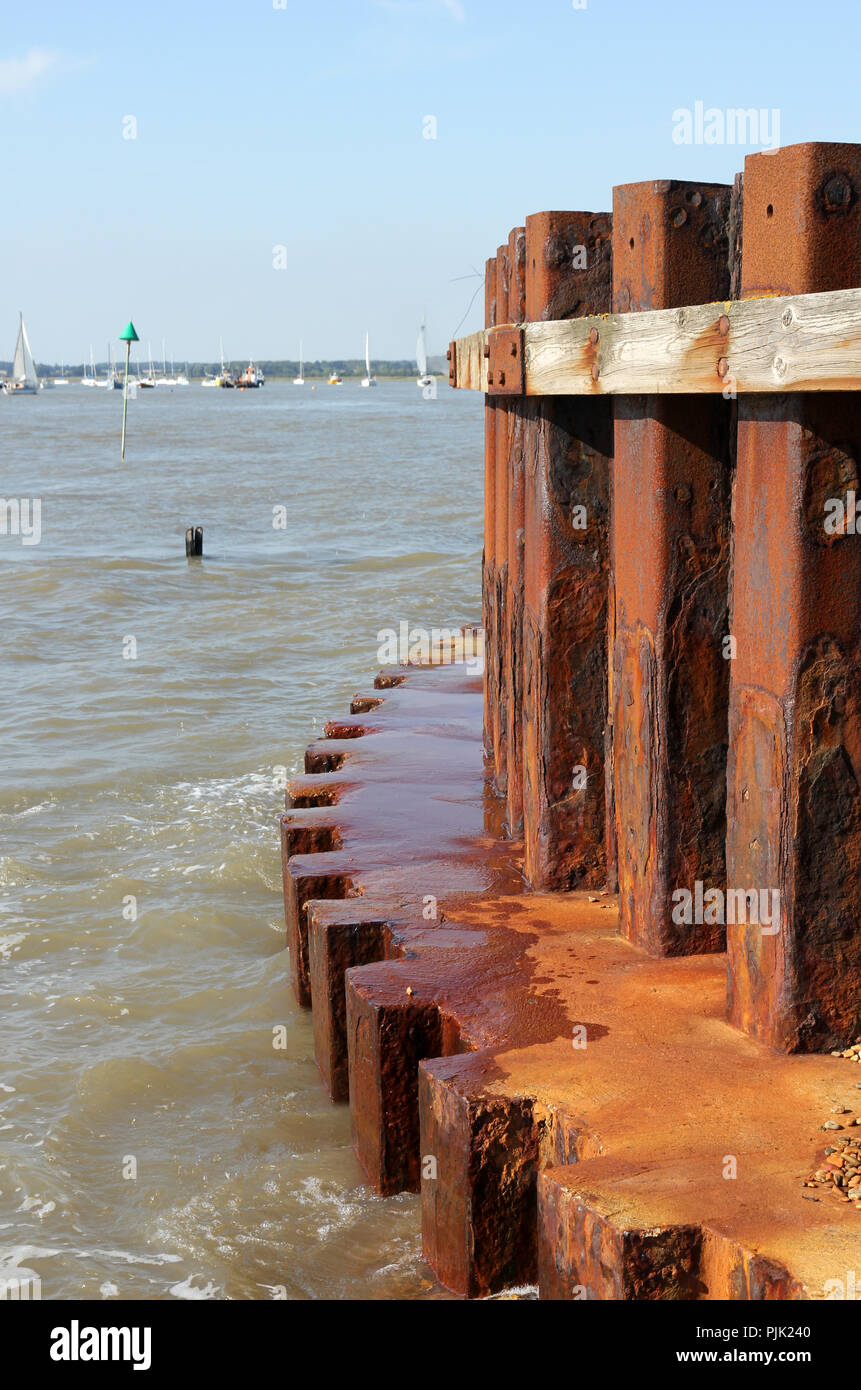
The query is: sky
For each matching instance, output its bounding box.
[2,0,860,364]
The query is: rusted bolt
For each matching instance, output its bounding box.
[821,173,855,213]
[591,362,600,382]
[445,348,451,361]
[499,370,506,386]
[483,343,490,358]
[717,357,729,378]
[718,314,730,336]
[510,341,517,357]
[688,190,703,208]
[670,207,688,228]
[589,327,599,345]
[488,371,494,385]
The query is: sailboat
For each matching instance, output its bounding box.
[103,342,123,389]
[81,346,98,386]
[215,338,234,388]
[139,343,156,388]
[416,322,433,389]
[53,360,69,386]
[7,314,39,394]
[361,332,377,388]
[156,341,176,387]
[293,341,305,385]
[175,362,190,386]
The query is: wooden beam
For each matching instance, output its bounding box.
[452,286,861,394]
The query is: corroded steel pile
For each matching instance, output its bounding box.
[282,143,861,1299]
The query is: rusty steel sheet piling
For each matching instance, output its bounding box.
[491,244,511,797]
[504,225,527,836]
[519,210,613,890]
[482,256,497,759]
[610,178,734,956]
[727,142,861,1051]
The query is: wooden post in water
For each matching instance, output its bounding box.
[185,527,203,558]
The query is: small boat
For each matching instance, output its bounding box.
[7,313,39,394]
[293,341,305,385]
[328,370,342,385]
[53,360,69,385]
[175,363,190,386]
[361,332,377,388]
[416,322,433,388]
[237,361,264,389]
[200,371,218,388]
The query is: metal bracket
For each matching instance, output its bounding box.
[487,326,525,395]
[447,342,457,388]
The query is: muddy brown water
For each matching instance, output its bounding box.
[0,379,482,1299]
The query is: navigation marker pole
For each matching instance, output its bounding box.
[119,320,140,459]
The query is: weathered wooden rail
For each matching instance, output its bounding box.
[449,286,861,395]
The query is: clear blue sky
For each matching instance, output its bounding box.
[3,0,859,364]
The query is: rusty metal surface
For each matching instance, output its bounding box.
[741,143,861,299]
[521,395,612,889]
[613,179,731,313]
[485,254,497,330]
[729,394,861,1050]
[508,225,526,322]
[487,326,525,395]
[505,407,525,835]
[446,341,457,389]
[282,664,861,1298]
[524,210,612,321]
[492,399,511,796]
[482,400,497,758]
[483,256,497,758]
[728,143,861,1051]
[520,210,613,889]
[611,179,733,956]
[495,243,510,325]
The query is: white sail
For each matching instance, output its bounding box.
[13,314,38,388]
[416,323,428,378]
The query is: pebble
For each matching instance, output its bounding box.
[832,1105,852,1114]
[805,1133,861,1208]
[822,1121,844,1130]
